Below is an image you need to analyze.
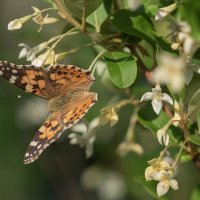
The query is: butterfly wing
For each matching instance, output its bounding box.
[47,64,95,95]
[0,61,50,99]
[24,92,97,164]
[61,92,97,129]
[24,112,63,164]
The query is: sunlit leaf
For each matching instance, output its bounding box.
[86,3,108,31]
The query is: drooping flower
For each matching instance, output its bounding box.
[8,15,32,31]
[140,84,173,114]
[117,140,143,157]
[157,123,171,146]
[18,42,48,61]
[68,118,99,158]
[100,106,119,126]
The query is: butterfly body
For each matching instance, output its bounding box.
[0,61,97,164]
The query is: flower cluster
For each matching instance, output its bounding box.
[145,158,179,197]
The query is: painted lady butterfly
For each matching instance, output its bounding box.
[0,61,97,164]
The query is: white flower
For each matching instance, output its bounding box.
[8,19,23,31]
[8,15,32,31]
[140,84,173,114]
[157,179,179,197]
[18,42,48,61]
[117,141,143,157]
[156,120,172,146]
[176,21,200,58]
[153,54,186,92]
[32,6,58,32]
[157,129,169,146]
[32,49,55,67]
[155,3,177,21]
[68,118,99,158]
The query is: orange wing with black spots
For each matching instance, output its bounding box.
[62,92,97,128]
[0,61,49,98]
[47,64,95,95]
[24,112,63,164]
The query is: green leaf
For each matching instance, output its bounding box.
[187,89,200,117]
[189,135,200,146]
[137,104,170,134]
[143,0,159,15]
[86,3,108,30]
[103,0,112,14]
[104,51,137,88]
[111,9,155,44]
[64,0,102,18]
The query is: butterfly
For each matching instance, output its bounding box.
[0,61,97,164]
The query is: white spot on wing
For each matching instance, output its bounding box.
[30,141,38,146]
[12,69,18,73]
[10,75,18,83]
[25,153,29,157]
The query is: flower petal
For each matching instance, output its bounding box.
[163,132,169,146]
[161,93,173,105]
[155,9,168,21]
[71,123,87,134]
[140,92,153,102]
[18,48,29,59]
[152,99,163,114]
[85,135,96,158]
[68,133,82,144]
[145,166,154,181]
[157,129,165,145]
[8,19,22,31]
[157,180,170,197]
[169,179,179,190]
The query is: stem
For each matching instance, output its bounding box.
[172,137,188,170]
[40,28,78,66]
[125,108,139,141]
[54,0,82,30]
[88,50,107,75]
[81,0,86,32]
[32,7,56,17]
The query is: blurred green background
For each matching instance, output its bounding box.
[0,1,200,200]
